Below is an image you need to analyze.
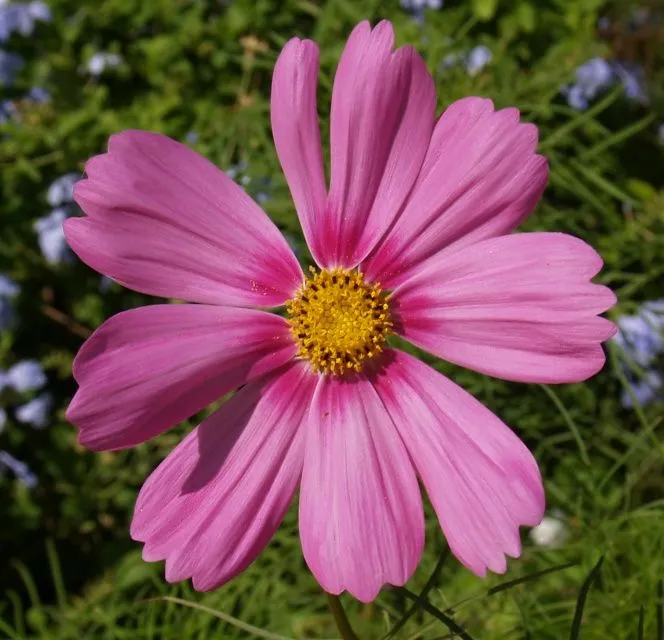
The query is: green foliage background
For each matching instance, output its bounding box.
[1,0,664,637]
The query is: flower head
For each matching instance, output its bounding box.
[64,20,616,602]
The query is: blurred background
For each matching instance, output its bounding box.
[1,0,664,638]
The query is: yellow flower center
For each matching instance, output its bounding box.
[286,267,393,376]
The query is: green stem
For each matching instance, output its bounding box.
[326,593,360,640]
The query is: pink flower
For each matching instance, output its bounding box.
[64,20,616,603]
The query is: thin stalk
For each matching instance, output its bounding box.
[326,593,360,640]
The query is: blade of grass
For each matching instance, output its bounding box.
[540,385,590,466]
[0,616,25,640]
[45,539,66,610]
[488,562,578,597]
[637,606,644,640]
[571,161,638,205]
[580,113,657,162]
[657,579,663,640]
[396,587,476,640]
[540,86,622,151]
[444,561,576,615]
[569,556,604,640]
[382,548,450,640]
[142,596,296,640]
[549,163,608,216]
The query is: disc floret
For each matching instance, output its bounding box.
[286,267,393,375]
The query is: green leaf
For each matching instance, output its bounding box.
[382,548,450,640]
[569,556,604,640]
[516,2,536,32]
[471,0,499,21]
[396,587,476,640]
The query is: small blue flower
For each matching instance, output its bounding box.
[564,84,589,111]
[34,207,71,264]
[185,131,199,144]
[225,161,248,181]
[621,371,663,409]
[16,392,52,429]
[400,0,443,9]
[26,86,49,103]
[86,52,122,76]
[99,275,114,293]
[26,0,50,23]
[0,274,19,297]
[0,450,37,487]
[439,52,460,73]
[46,172,80,207]
[614,299,664,408]
[0,98,16,123]
[0,49,23,86]
[0,1,50,43]
[564,57,649,110]
[465,45,492,76]
[612,61,648,104]
[563,57,614,110]
[0,274,19,330]
[4,360,46,393]
[597,16,611,31]
[615,307,664,368]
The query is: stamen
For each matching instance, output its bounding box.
[286,267,393,376]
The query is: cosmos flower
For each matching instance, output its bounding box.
[64,20,616,603]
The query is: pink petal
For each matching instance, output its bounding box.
[271,38,328,266]
[131,362,316,591]
[67,304,296,451]
[66,131,302,307]
[394,232,617,383]
[299,374,424,603]
[374,350,545,576]
[363,97,548,288]
[322,20,436,269]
